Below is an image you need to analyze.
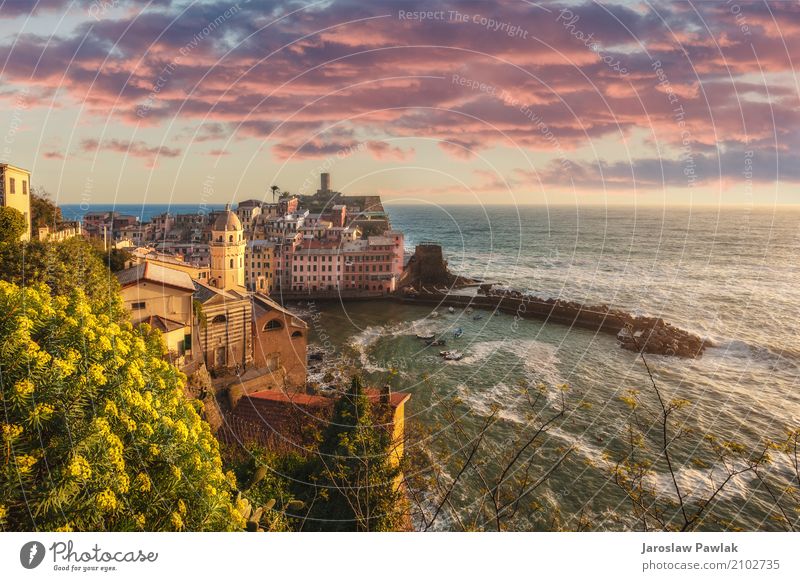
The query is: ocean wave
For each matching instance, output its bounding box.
[646,461,755,503]
[457,339,563,384]
[453,340,564,421]
[348,317,447,372]
[706,338,800,367]
[456,381,528,423]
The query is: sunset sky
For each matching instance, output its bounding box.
[1,0,798,206]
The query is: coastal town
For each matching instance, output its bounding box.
[1,161,715,531]
[2,164,411,470]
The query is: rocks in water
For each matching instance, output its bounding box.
[400,243,477,289]
[617,317,706,358]
[476,283,707,358]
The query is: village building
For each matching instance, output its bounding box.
[192,280,253,371]
[235,199,262,231]
[208,204,247,290]
[251,293,308,389]
[116,262,196,365]
[245,239,276,293]
[191,205,254,371]
[0,163,31,241]
[127,247,211,282]
[37,221,82,242]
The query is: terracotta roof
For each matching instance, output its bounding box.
[230,388,410,448]
[246,388,409,409]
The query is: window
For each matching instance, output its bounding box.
[131,301,146,310]
[264,319,282,331]
[212,314,227,324]
[265,354,280,371]
[229,259,234,268]
[22,180,27,195]
[9,178,15,194]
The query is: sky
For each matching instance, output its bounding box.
[0,0,798,207]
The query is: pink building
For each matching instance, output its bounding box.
[283,230,404,294]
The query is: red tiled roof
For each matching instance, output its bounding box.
[230,389,410,448]
[246,388,409,409]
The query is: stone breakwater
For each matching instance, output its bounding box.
[399,286,709,358]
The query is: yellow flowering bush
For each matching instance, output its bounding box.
[0,281,240,531]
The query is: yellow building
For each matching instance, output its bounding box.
[245,239,276,293]
[209,205,246,290]
[116,262,196,364]
[0,163,31,241]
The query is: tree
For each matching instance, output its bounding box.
[0,281,244,531]
[405,381,573,531]
[270,185,280,202]
[85,237,130,273]
[0,206,27,244]
[223,444,307,532]
[303,376,404,531]
[607,337,763,531]
[30,187,63,231]
[0,235,122,314]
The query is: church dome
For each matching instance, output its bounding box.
[213,206,242,232]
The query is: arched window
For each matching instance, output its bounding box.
[229,234,233,242]
[229,258,234,268]
[291,331,303,338]
[264,319,282,331]
[212,314,227,324]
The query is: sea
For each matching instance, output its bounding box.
[65,202,800,531]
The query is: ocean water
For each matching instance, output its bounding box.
[294,204,800,531]
[59,203,226,223]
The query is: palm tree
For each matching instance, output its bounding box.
[270,185,280,202]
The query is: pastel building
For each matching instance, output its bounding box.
[235,199,262,231]
[116,262,196,362]
[208,204,246,290]
[251,293,308,390]
[284,229,404,294]
[245,239,276,293]
[0,163,31,240]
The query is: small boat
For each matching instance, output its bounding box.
[439,350,464,361]
[425,338,446,346]
[430,311,440,318]
[453,327,463,338]
[466,307,474,314]
[416,333,435,341]
[448,306,455,314]
[473,314,484,321]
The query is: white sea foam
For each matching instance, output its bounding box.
[458,339,563,386]
[348,317,446,372]
[645,462,755,502]
[453,340,564,421]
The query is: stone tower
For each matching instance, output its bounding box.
[209,204,245,289]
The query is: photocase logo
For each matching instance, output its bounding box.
[20,541,46,569]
